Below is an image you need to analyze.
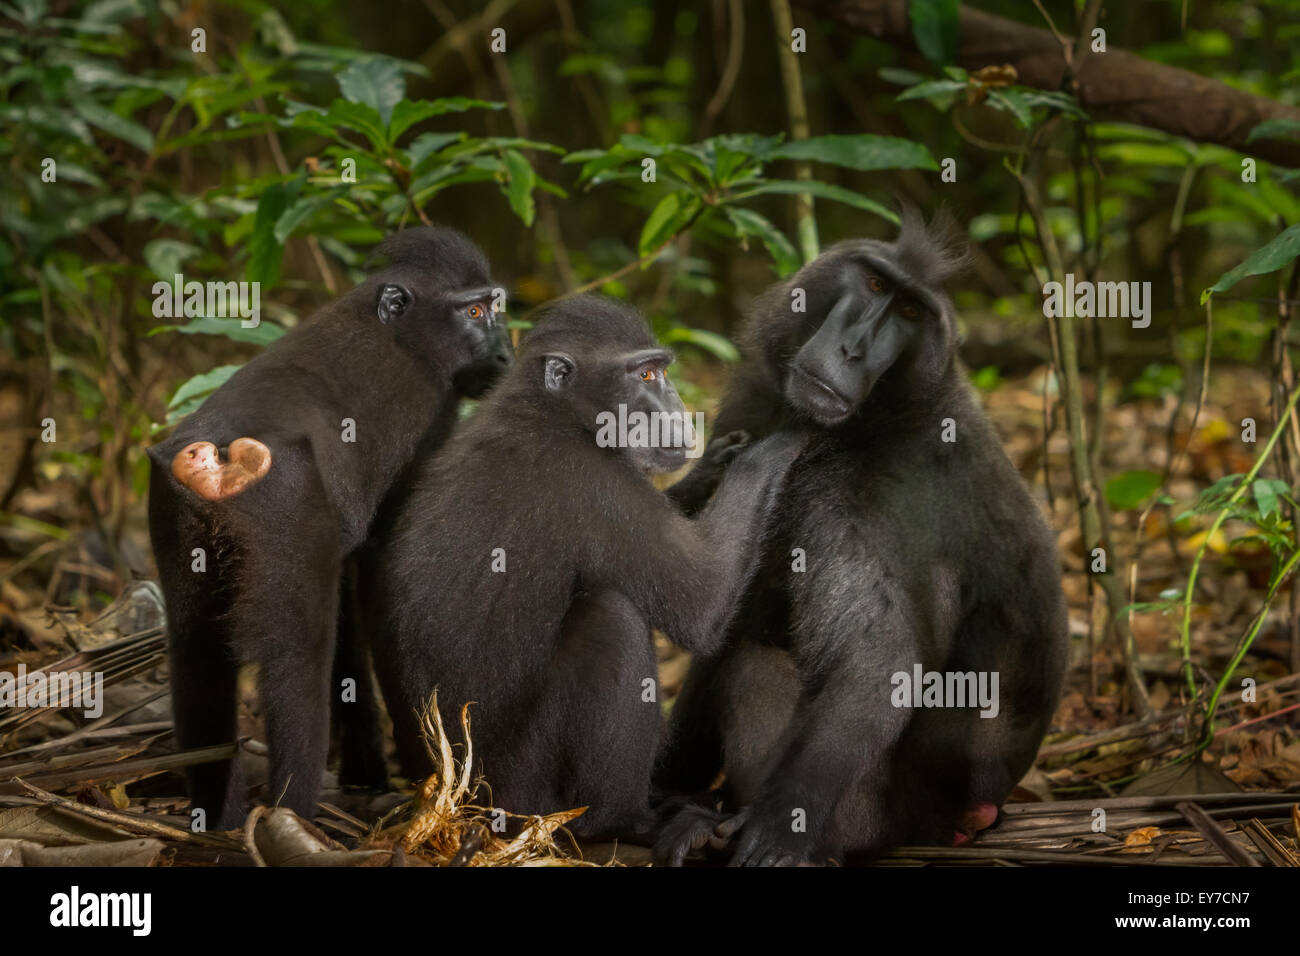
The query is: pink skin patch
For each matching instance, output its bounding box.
[952,802,1000,846]
[172,438,271,501]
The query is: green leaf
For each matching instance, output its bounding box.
[986,89,1032,128]
[247,179,300,288]
[765,134,937,171]
[724,207,801,278]
[660,326,741,363]
[500,149,536,226]
[909,0,960,66]
[337,58,404,128]
[407,131,465,168]
[1246,118,1300,144]
[274,195,334,243]
[878,67,926,86]
[1104,470,1163,511]
[71,99,153,152]
[389,97,500,140]
[1253,478,1280,518]
[166,365,242,422]
[1096,142,1192,166]
[733,180,898,223]
[152,316,286,347]
[323,99,389,151]
[142,239,201,280]
[895,79,968,102]
[638,192,700,258]
[1202,223,1300,303]
[61,197,128,234]
[14,0,47,26]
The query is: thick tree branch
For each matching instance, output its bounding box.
[793,0,1300,168]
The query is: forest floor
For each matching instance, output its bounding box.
[1,364,1298,865]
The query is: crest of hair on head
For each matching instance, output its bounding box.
[366,225,489,275]
[891,203,972,289]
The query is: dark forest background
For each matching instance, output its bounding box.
[3,0,1300,833]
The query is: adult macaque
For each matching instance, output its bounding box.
[656,210,1069,866]
[363,296,802,838]
[148,227,511,829]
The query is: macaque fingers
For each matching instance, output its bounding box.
[171,437,272,501]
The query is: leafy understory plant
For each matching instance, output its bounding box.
[564,132,936,278]
[160,56,562,422]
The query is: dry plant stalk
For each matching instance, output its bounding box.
[379,693,607,867]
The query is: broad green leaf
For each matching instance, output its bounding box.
[724,207,801,278]
[167,365,242,422]
[1246,118,1300,144]
[909,0,960,66]
[501,149,536,226]
[733,180,898,223]
[410,164,500,206]
[765,134,937,172]
[408,131,464,169]
[247,179,300,288]
[324,99,389,151]
[83,0,141,24]
[619,133,667,157]
[879,67,926,86]
[1104,470,1163,511]
[638,192,700,258]
[572,150,636,187]
[142,238,201,280]
[274,195,334,243]
[14,0,47,26]
[389,97,500,140]
[1202,223,1300,303]
[337,58,404,127]
[0,104,91,142]
[1096,142,1192,166]
[1253,478,1280,518]
[71,99,153,152]
[660,326,741,363]
[987,89,1032,128]
[895,79,967,102]
[152,316,286,347]
[61,197,128,234]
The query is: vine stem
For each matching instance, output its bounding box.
[768,0,818,263]
[1200,545,1300,744]
[1178,376,1300,699]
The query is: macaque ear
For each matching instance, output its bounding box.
[377,284,412,323]
[543,353,576,392]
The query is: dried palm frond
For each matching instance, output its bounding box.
[372,693,612,867]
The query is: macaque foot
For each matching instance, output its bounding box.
[952,802,1000,846]
[172,438,272,500]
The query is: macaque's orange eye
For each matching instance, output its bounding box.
[900,303,920,319]
[465,303,486,320]
[639,367,657,383]
[868,277,885,293]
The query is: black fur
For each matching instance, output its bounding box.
[147,226,510,829]
[655,211,1068,865]
[364,295,802,839]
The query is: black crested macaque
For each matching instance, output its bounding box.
[655,209,1069,866]
[365,296,802,839]
[147,227,511,829]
